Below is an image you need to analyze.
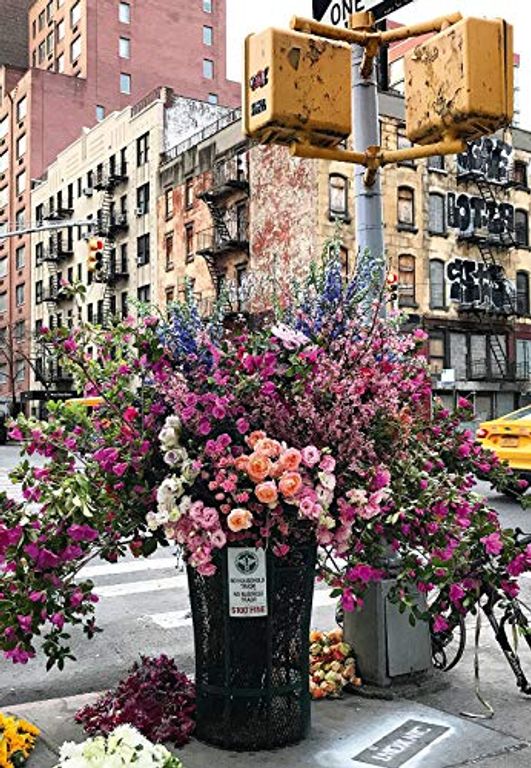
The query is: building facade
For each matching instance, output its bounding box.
[29,88,231,407]
[0,0,239,413]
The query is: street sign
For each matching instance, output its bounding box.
[313,0,413,26]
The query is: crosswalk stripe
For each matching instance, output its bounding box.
[81,557,180,578]
[96,575,187,597]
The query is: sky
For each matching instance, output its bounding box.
[226,0,530,129]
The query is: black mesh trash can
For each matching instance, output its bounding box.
[188,544,316,751]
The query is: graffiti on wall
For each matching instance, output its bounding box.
[457,137,513,184]
[446,258,515,312]
[447,193,514,237]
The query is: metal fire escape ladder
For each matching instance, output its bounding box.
[471,173,517,379]
[200,192,232,286]
[98,188,116,326]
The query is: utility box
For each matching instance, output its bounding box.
[405,17,513,145]
[243,28,351,148]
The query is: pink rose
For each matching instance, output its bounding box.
[319,455,336,473]
[301,445,321,467]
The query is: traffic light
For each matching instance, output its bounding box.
[405,17,514,144]
[387,273,399,306]
[244,27,351,148]
[87,238,104,274]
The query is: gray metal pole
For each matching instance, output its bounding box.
[351,26,386,312]
[343,16,432,686]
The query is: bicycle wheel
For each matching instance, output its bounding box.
[431,614,467,671]
[495,599,531,695]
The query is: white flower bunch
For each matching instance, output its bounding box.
[55,724,183,767]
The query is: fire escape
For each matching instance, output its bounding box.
[92,162,129,324]
[197,150,250,295]
[455,145,520,383]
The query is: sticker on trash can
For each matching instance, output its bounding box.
[228,548,268,617]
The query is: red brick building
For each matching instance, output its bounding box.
[0,0,239,412]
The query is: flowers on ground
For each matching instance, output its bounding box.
[309,629,361,699]
[0,711,39,767]
[54,725,183,767]
[75,656,195,747]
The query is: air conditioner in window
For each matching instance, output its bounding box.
[135,207,144,217]
[83,186,93,197]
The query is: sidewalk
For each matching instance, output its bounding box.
[8,685,531,768]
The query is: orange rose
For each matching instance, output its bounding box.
[234,455,250,472]
[254,437,282,458]
[247,430,266,449]
[247,452,272,483]
[255,481,278,505]
[279,471,303,497]
[269,461,283,479]
[279,448,302,471]
[227,508,253,532]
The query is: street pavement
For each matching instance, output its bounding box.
[2,444,531,766]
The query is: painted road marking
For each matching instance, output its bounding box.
[80,557,181,579]
[353,719,451,767]
[95,575,187,597]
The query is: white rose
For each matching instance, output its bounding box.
[159,426,178,449]
[165,415,182,432]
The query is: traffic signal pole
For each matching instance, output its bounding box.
[350,12,386,313]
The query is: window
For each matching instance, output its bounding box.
[46,1,54,22]
[397,129,414,166]
[515,209,529,247]
[137,285,151,303]
[136,183,150,214]
[203,59,214,79]
[517,271,530,315]
[56,52,65,72]
[119,36,130,58]
[38,41,45,63]
[328,173,348,219]
[203,0,212,11]
[119,2,130,23]
[398,254,415,307]
[0,257,6,277]
[137,234,150,266]
[120,243,128,272]
[165,287,175,305]
[16,284,25,306]
[513,161,528,188]
[36,242,44,265]
[429,259,446,309]
[428,334,445,374]
[16,171,26,196]
[15,320,25,341]
[185,223,194,262]
[96,104,105,121]
[57,18,65,41]
[164,188,174,219]
[428,155,445,171]
[120,73,131,94]
[38,10,45,30]
[389,58,404,94]
[121,291,128,318]
[15,210,24,229]
[0,292,6,313]
[0,363,6,384]
[429,193,446,235]
[16,134,26,159]
[16,97,27,122]
[32,19,37,38]
[165,233,174,270]
[185,178,194,209]
[397,186,415,228]
[0,117,7,139]
[15,360,25,382]
[0,187,7,209]
[70,36,81,62]
[70,1,81,27]
[15,245,25,270]
[0,152,8,173]
[136,132,149,166]
[203,26,213,45]
[208,93,218,105]
[46,31,54,56]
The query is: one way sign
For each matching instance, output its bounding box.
[313,0,414,26]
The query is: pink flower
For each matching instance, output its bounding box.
[211,529,227,549]
[63,337,78,353]
[67,524,99,542]
[319,455,336,473]
[112,462,129,477]
[197,562,217,576]
[17,614,33,633]
[341,589,356,613]
[123,406,138,423]
[8,426,24,441]
[480,532,503,556]
[50,612,65,629]
[457,443,472,459]
[227,508,253,532]
[301,445,320,467]
[197,419,211,436]
[4,647,35,664]
[371,467,391,491]
[236,418,250,434]
[449,583,465,603]
[433,615,449,633]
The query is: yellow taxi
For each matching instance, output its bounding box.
[477,405,531,477]
[64,397,104,410]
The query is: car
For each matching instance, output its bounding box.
[64,397,104,410]
[476,405,531,483]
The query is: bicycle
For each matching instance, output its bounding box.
[430,527,531,696]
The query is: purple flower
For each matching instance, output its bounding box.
[433,615,449,633]
[4,646,35,664]
[481,532,503,556]
[50,612,65,629]
[449,583,465,603]
[17,614,33,633]
[67,524,99,542]
[236,418,250,435]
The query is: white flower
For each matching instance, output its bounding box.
[55,725,179,767]
[316,485,334,507]
[146,511,160,531]
[318,472,336,491]
[164,447,188,467]
[346,488,368,506]
[159,426,179,450]
[181,458,199,483]
[165,415,182,431]
[156,477,181,506]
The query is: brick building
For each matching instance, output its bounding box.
[0,0,239,413]
[0,0,31,71]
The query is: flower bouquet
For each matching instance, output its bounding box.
[0,712,39,768]
[54,725,183,768]
[309,629,361,699]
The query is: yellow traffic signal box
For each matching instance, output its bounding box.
[405,17,513,145]
[244,27,351,148]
